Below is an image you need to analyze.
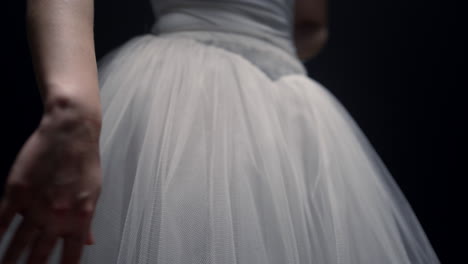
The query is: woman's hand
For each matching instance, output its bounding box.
[0,101,102,264]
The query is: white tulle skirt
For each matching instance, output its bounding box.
[0,32,440,264]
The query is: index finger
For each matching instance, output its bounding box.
[60,234,86,264]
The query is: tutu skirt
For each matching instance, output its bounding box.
[0,31,440,263]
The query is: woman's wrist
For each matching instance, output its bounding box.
[39,79,101,126]
[39,93,102,145]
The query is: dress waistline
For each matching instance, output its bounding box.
[151,30,308,81]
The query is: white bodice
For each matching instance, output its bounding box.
[150,0,296,55]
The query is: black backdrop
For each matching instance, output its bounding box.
[1,0,464,263]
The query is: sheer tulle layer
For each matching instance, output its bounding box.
[0,34,440,263]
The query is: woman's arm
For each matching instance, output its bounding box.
[0,1,101,262]
[26,0,101,126]
[293,0,328,61]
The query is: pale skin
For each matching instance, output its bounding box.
[0,0,102,263]
[0,0,326,263]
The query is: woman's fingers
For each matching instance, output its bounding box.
[0,179,33,241]
[85,229,94,245]
[26,231,58,264]
[79,199,96,246]
[59,202,92,263]
[1,218,38,264]
[60,234,85,264]
[0,199,17,241]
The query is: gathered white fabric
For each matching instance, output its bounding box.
[151,0,296,55]
[157,30,307,81]
[0,32,440,263]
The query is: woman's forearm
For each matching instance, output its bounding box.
[293,0,328,61]
[26,0,101,126]
[294,26,328,61]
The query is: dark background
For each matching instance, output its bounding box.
[1,0,464,263]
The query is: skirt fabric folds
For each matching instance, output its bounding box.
[0,32,440,264]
